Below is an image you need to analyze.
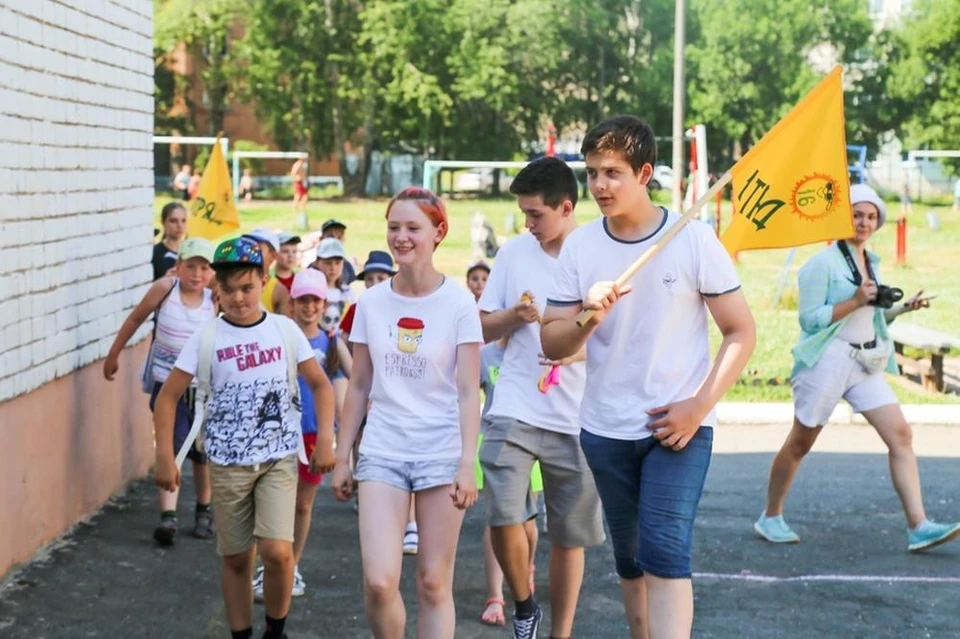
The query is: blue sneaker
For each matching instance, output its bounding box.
[907,520,960,552]
[754,513,800,543]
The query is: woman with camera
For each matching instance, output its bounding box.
[754,184,960,552]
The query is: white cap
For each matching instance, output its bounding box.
[242,227,280,252]
[315,237,346,260]
[850,184,887,230]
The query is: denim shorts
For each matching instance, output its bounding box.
[354,454,460,493]
[580,426,713,579]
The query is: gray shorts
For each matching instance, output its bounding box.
[354,454,460,493]
[479,416,605,548]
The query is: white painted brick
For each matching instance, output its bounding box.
[0,0,152,403]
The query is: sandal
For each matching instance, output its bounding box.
[480,597,506,626]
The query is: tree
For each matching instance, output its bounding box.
[686,0,872,169]
[888,0,960,156]
[154,0,246,135]
[843,28,911,158]
[550,0,676,141]
[238,0,371,193]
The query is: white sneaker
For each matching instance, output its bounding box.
[403,523,419,555]
[292,565,306,597]
[252,565,265,603]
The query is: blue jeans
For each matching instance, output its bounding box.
[580,427,713,579]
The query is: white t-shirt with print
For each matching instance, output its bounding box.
[548,209,740,441]
[174,313,314,466]
[350,278,483,461]
[479,232,586,434]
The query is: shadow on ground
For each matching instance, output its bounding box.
[1,452,957,638]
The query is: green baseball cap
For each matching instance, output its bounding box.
[178,237,215,263]
[213,237,264,268]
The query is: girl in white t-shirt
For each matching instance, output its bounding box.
[332,187,482,638]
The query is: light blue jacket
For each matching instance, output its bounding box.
[791,243,898,377]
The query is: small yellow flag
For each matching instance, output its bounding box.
[187,137,240,240]
[721,67,854,254]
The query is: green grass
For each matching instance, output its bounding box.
[157,194,960,404]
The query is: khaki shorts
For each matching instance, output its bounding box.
[209,456,298,556]
[479,416,605,548]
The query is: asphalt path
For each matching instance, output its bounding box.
[2,424,958,638]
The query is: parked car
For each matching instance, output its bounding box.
[649,164,675,191]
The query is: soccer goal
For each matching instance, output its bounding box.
[154,135,229,156]
[153,136,230,194]
[905,150,960,200]
[230,151,345,201]
[907,150,960,162]
[422,160,586,196]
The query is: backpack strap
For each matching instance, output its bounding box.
[272,314,309,464]
[152,278,178,341]
[175,318,219,469]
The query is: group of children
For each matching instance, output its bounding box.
[104,113,955,639]
[111,116,751,639]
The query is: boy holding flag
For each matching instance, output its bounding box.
[541,116,756,638]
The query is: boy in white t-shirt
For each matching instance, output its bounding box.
[154,237,336,639]
[541,116,756,638]
[478,157,603,639]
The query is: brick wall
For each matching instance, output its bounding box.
[0,0,154,401]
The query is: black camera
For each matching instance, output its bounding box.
[870,285,904,309]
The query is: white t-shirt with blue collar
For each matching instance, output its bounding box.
[548,208,740,441]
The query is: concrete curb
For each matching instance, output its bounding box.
[717,402,959,426]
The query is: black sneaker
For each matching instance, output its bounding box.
[153,516,178,546]
[512,604,542,639]
[192,509,215,539]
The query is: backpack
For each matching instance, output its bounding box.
[174,314,309,469]
[138,279,178,393]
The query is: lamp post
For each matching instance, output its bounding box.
[671,0,685,213]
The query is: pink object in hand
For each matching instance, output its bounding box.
[538,365,560,394]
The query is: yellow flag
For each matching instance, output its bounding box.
[187,137,240,240]
[721,67,854,254]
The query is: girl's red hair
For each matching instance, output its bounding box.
[385,187,449,245]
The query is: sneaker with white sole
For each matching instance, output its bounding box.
[252,565,265,603]
[908,520,960,552]
[512,604,542,639]
[403,523,419,555]
[754,512,800,543]
[292,565,306,597]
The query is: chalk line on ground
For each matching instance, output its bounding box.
[693,572,960,584]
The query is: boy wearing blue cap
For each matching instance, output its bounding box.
[243,228,291,316]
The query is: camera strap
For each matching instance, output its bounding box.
[837,240,877,285]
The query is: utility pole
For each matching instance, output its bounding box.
[671,0,685,213]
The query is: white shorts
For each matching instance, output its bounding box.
[792,339,897,427]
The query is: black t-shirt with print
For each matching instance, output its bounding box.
[152,242,178,280]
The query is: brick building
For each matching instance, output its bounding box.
[0,0,155,578]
